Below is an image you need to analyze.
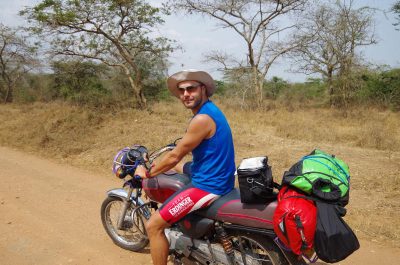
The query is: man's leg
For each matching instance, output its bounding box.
[145,211,171,265]
[147,183,219,265]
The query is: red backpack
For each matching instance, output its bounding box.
[273,186,317,256]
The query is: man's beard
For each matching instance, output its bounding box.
[183,95,203,110]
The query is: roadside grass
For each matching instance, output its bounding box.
[0,100,399,246]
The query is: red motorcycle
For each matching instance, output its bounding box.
[100,140,305,265]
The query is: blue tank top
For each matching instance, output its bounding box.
[190,101,236,195]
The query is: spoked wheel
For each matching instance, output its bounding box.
[230,232,299,265]
[100,196,149,251]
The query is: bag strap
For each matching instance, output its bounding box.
[302,171,347,187]
[294,215,309,251]
[273,181,281,190]
[284,195,348,217]
[302,156,348,185]
[250,186,274,199]
[304,154,350,180]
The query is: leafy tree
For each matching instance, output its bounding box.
[0,24,38,103]
[169,0,309,105]
[290,0,376,106]
[264,76,288,100]
[21,0,173,108]
[51,60,110,106]
[21,73,53,102]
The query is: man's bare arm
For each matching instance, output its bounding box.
[135,114,215,178]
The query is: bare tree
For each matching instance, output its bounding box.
[21,0,173,108]
[290,0,376,106]
[223,66,254,108]
[393,1,400,30]
[169,0,309,105]
[0,24,38,103]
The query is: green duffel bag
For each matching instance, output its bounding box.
[282,149,350,205]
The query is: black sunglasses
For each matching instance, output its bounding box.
[178,84,202,93]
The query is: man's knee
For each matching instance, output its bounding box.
[146,212,169,236]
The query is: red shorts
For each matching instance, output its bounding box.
[159,183,220,224]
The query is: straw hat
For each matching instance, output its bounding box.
[167,69,216,98]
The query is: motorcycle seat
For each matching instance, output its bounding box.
[196,188,277,230]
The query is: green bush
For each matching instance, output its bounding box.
[263,77,326,105]
[50,60,111,106]
[264,76,288,100]
[214,80,227,96]
[356,68,400,110]
[285,79,325,101]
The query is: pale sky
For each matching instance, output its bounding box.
[0,0,399,82]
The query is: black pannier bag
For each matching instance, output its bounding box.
[237,156,275,203]
[314,201,360,263]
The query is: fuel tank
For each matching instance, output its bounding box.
[142,172,191,203]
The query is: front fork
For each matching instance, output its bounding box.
[106,184,150,232]
[117,187,134,230]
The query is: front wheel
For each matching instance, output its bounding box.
[100,196,149,251]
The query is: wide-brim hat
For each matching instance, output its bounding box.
[167,69,216,98]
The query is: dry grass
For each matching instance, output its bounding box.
[1,100,399,247]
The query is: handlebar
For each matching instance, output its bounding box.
[148,145,175,164]
[115,138,181,179]
[146,138,181,164]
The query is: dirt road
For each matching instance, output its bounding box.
[0,146,399,265]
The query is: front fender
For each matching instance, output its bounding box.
[106,188,151,219]
[106,188,146,206]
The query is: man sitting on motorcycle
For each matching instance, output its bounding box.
[134,69,236,265]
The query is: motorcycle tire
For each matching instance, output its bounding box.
[100,196,149,252]
[229,231,307,265]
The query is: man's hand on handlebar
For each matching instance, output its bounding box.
[134,165,150,179]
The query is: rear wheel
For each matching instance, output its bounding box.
[100,196,149,251]
[229,232,307,265]
[170,230,306,265]
[229,232,284,265]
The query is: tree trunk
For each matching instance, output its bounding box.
[122,65,146,109]
[257,78,264,106]
[328,80,334,107]
[128,74,146,109]
[251,66,263,106]
[110,39,147,109]
[4,83,13,103]
[327,68,334,107]
[134,68,147,109]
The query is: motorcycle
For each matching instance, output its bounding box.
[100,140,306,265]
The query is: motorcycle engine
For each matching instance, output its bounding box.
[165,228,237,265]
